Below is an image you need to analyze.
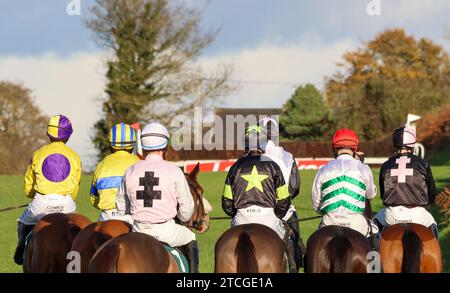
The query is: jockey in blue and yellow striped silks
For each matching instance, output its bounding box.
[90,123,140,220]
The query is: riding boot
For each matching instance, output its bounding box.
[287,211,306,264]
[184,240,199,273]
[14,222,33,265]
[428,224,439,240]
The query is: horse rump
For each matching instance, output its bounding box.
[88,238,120,273]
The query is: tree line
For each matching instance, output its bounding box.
[1,1,449,174]
[281,28,450,143]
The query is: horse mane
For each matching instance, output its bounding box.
[235,232,258,273]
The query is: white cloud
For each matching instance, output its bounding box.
[0,38,362,168]
[200,38,358,108]
[0,52,106,170]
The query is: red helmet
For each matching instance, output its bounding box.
[332,129,359,150]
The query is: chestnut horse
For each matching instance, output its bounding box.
[87,164,209,273]
[71,220,131,272]
[214,223,287,273]
[304,199,373,273]
[23,213,91,273]
[380,223,442,273]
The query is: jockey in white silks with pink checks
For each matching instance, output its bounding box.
[116,122,199,273]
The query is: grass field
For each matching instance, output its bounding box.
[0,166,449,273]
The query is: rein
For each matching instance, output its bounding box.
[209,215,322,222]
[0,204,28,212]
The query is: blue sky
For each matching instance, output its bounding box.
[2,0,448,56]
[0,0,449,168]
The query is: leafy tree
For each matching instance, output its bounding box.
[88,0,234,158]
[0,82,48,174]
[326,28,450,140]
[280,84,332,141]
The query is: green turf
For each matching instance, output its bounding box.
[0,166,449,273]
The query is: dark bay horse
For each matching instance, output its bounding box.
[71,220,132,272]
[214,223,287,273]
[87,163,209,273]
[305,225,371,273]
[305,199,373,273]
[380,223,442,273]
[24,213,91,273]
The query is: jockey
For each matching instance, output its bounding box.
[312,129,378,238]
[115,122,199,273]
[221,119,301,272]
[14,115,81,265]
[90,123,140,222]
[373,126,438,239]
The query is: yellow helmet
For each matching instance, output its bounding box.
[109,123,137,150]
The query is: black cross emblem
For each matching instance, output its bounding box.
[137,172,161,207]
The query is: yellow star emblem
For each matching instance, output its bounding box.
[241,166,269,192]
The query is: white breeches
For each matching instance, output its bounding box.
[373,206,436,228]
[98,209,134,224]
[19,194,76,226]
[132,219,195,247]
[319,212,379,237]
[232,205,286,239]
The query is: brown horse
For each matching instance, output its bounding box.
[88,232,181,273]
[305,225,371,273]
[305,199,373,273]
[380,223,442,273]
[71,220,132,272]
[87,163,208,273]
[24,213,91,273]
[214,223,287,273]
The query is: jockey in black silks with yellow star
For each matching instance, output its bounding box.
[221,117,305,273]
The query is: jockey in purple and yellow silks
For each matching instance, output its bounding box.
[90,123,139,222]
[14,115,81,265]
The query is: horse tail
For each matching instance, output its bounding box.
[401,229,423,273]
[88,239,120,273]
[325,236,352,273]
[235,232,258,273]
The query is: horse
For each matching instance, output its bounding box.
[305,225,371,273]
[379,223,442,273]
[304,199,373,273]
[23,212,92,273]
[88,232,181,273]
[87,163,209,273]
[214,223,287,273]
[70,220,132,273]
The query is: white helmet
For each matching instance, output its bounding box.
[141,122,170,151]
[258,117,279,140]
